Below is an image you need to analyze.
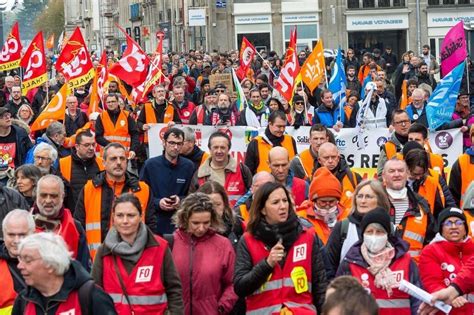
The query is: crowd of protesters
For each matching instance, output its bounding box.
[0,43,473,315]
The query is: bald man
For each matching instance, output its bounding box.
[268,146,308,207]
[318,142,361,211]
[234,171,275,222]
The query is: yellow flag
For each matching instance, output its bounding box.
[301,40,326,92]
[30,84,68,131]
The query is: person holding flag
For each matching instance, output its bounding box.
[312,89,349,132]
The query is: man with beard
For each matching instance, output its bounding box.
[75,143,156,259]
[32,143,58,175]
[405,88,429,127]
[206,93,238,126]
[238,88,270,127]
[346,65,361,95]
[33,175,91,270]
[95,93,139,159]
[417,62,437,90]
[5,86,30,118]
[189,89,218,125]
[382,46,398,76]
[421,44,440,76]
[139,128,194,235]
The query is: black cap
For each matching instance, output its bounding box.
[201,78,210,86]
[205,89,217,96]
[402,141,424,157]
[215,83,226,89]
[438,207,468,232]
[361,208,391,235]
[293,95,305,103]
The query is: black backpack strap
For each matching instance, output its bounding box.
[163,234,174,250]
[340,219,349,243]
[79,279,95,315]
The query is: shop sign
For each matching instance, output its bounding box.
[235,15,271,25]
[282,14,318,23]
[346,14,408,31]
[427,11,474,27]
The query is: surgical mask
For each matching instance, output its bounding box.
[364,234,388,253]
[314,205,338,228]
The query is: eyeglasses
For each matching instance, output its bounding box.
[0,114,11,119]
[393,120,410,126]
[356,194,376,200]
[442,219,464,228]
[166,141,184,147]
[18,255,42,264]
[216,89,225,93]
[34,156,51,161]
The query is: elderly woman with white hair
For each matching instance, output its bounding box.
[33,142,58,175]
[12,232,117,315]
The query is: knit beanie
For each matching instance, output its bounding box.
[309,167,342,200]
[360,208,391,234]
[437,207,468,232]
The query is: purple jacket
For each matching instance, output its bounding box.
[452,111,474,148]
[172,228,238,315]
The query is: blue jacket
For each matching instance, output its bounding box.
[406,103,429,127]
[140,155,194,235]
[312,103,346,127]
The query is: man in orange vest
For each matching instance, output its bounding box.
[290,124,333,182]
[59,130,104,212]
[318,142,361,212]
[95,93,139,159]
[0,210,35,314]
[377,109,412,178]
[449,126,474,207]
[382,158,435,262]
[245,110,297,175]
[407,123,445,176]
[137,85,182,144]
[74,143,156,259]
[32,174,91,270]
[268,146,308,207]
[296,167,349,244]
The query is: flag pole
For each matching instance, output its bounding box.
[467,57,470,95]
[255,50,278,80]
[300,80,309,124]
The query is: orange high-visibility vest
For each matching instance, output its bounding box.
[101,110,131,150]
[59,155,104,183]
[143,102,174,143]
[0,259,16,314]
[400,207,428,264]
[459,154,474,208]
[255,135,296,173]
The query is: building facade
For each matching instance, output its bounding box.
[65,0,474,59]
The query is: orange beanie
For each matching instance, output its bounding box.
[309,167,342,199]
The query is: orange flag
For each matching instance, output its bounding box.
[20,32,47,95]
[0,22,22,71]
[46,34,55,50]
[400,80,408,109]
[301,40,326,93]
[30,83,68,131]
[55,27,95,89]
[88,51,108,115]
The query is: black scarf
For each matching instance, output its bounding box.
[265,127,284,146]
[253,210,302,250]
[394,132,409,146]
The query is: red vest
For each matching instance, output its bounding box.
[0,259,15,314]
[291,177,307,207]
[35,209,80,259]
[244,229,316,314]
[198,163,246,207]
[103,235,169,315]
[350,253,412,315]
[176,101,196,124]
[25,290,82,314]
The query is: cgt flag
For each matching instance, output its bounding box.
[301,40,325,92]
[236,37,256,80]
[426,62,465,130]
[440,21,467,77]
[275,27,300,102]
[88,51,108,115]
[30,83,68,132]
[0,21,22,71]
[110,25,150,87]
[132,38,163,103]
[55,27,95,89]
[20,32,47,95]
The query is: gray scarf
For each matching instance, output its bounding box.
[104,223,148,264]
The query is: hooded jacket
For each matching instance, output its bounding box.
[419,234,474,315]
[12,260,117,315]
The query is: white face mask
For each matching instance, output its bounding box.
[314,205,338,227]
[364,234,388,253]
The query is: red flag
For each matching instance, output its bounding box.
[274,27,300,102]
[55,27,95,88]
[0,22,22,71]
[110,25,150,87]
[89,51,108,115]
[132,38,163,102]
[236,37,256,80]
[20,32,47,95]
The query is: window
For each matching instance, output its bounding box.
[458,0,470,4]
[348,0,360,8]
[363,0,375,7]
[443,0,455,3]
[428,0,439,4]
[393,0,406,6]
[378,0,390,6]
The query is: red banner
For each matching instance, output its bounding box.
[274,27,300,102]
[110,25,150,87]
[55,27,95,88]
[236,37,256,80]
[20,31,47,95]
[89,51,108,115]
[0,22,22,71]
